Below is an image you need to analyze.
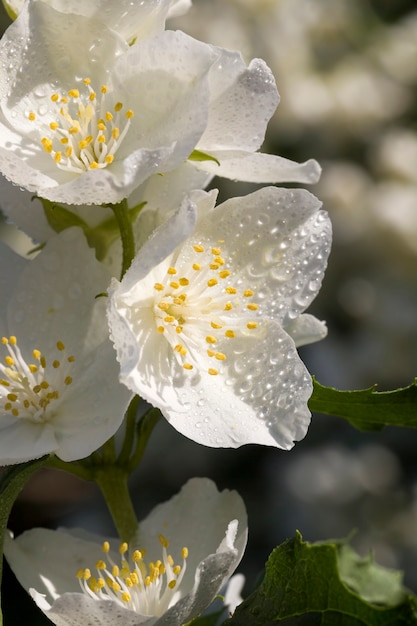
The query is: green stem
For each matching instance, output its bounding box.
[0,457,48,624]
[109,199,136,278]
[118,395,141,466]
[94,466,137,542]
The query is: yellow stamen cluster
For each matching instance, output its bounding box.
[153,242,259,376]
[0,336,75,422]
[28,78,134,173]
[76,535,189,616]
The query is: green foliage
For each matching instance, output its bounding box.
[188,149,220,166]
[309,378,417,431]
[225,532,417,625]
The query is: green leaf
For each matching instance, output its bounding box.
[225,532,417,625]
[188,608,225,625]
[188,149,220,166]
[309,378,417,431]
[39,198,89,233]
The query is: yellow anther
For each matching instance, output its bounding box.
[210,322,222,329]
[214,256,225,265]
[173,565,181,575]
[158,534,169,548]
[205,335,217,344]
[193,244,205,253]
[68,125,80,134]
[225,287,237,294]
[179,277,189,286]
[51,93,59,102]
[65,146,73,157]
[90,162,99,169]
[60,97,69,104]
[167,267,177,275]
[225,330,235,338]
[68,89,80,98]
[1,337,7,344]
[97,121,106,131]
[215,352,227,361]
[219,270,230,279]
[224,302,233,311]
[105,155,114,164]
[170,282,179,289]
[41,138,53,153]
[111,127,120,139]
[54,152,62,164]
[183,363,193,370]
[158,302,170,311]
[207,278,218,287]
[83,569,91,581]
[102,541,110,553]
[11,408,18,417]
[4,403,12,410]
[98,135,105,143]
[112,565,120,577]
[40,381,49,389]
[101,85,108,94]
[7,393,17,402]
[52,360,60,368]
[106,111,113,122]
[68,355,75,363]
[76,569,84,579]
[114,102,123,112]
[29,364,38,373]
[0,379,10,386]
[96,560,106,570]
[176,326,183,334]
[60,137,69,145]
[49,121,59,130]
[157,326,165,333]
[168,580,177,589]
[28,111,36,121]
[64,376,73,385]
[164,316,175,323]
[210,263,219,270]
[247,303,258,311]
[33,349,41,360]
[211,247,221,255]
[125,109,134,119]
[192,263,201,271]
[119,542,128,554]
[5,356,14,366]
[89,92,96,101]
[79,136,93,149]
[244,289,254,297]
[132,550,142,561]
[83,78,91,85]
[208,368,219,376]
[182,547,189,559]
[57,341,65,351]
[207,349,215,357]
[40,356,47,368]
[154,283,164,291]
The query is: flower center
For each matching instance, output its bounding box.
[152,242,260,376]
[28,78,134,173]
[77,535,189,616]
[0,336,74,423]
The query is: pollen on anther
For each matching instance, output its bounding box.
[192,263,201,271]
[205,335,217,344]
[244,289,254,297]
[247,303,259,311]
[28,111,36,121]
[247,322,258,329]
[225,330,235,338]
[64,376,73,385]
[183,363,193,370]
[57,341,65,351]
[154,283,164,291]
[193,244,205,253]
[207,278,218,287]
[167,267,177,275]
[225,287,237,294]
[157,326,165,334]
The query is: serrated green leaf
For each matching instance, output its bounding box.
[309,378,417,431]
[225,532,417,625]
[188,149,220,166]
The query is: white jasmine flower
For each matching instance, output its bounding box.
[4,477,247,626]
[0,227,132,464]
[108,186,331,449]
[2,0,191,42]
[0,1,216,205]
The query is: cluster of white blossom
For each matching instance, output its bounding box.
[0,0,331,623]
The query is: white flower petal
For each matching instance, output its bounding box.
[198,55,279,152]
[284,313,328,348]
[194,150,322,184]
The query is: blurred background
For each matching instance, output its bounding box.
[2,0,417,622]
